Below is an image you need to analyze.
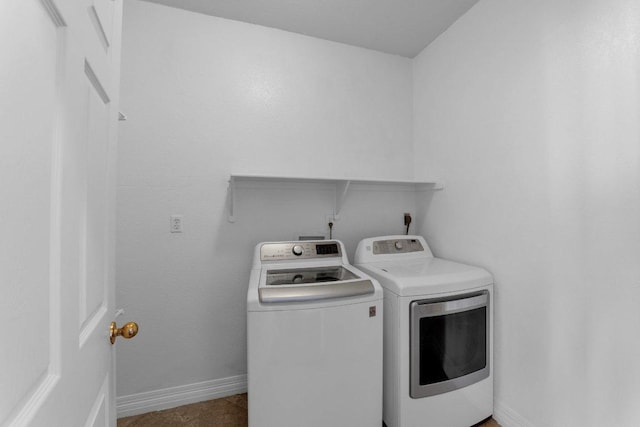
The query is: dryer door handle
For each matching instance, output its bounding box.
[411,291,488,317]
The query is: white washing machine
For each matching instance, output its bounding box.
[354,235,493,427]
[247,240,383,427]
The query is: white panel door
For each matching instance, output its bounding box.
[0,0,123,426]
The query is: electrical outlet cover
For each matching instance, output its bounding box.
[170,215,183,233]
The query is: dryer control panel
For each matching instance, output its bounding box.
[354,235,433,264]
[373,238,424,254]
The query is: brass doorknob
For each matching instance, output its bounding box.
[110,321,139,344]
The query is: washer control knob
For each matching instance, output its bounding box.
[394,241,403,250]
[292,245,304,256]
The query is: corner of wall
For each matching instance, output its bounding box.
[493,398,535,427]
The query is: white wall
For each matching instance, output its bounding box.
[116,0,415,408]
[413,0,640,425]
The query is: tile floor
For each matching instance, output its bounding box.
[117,393,500,426]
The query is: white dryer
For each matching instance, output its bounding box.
[247,240,383,427]
[354,235,493,427]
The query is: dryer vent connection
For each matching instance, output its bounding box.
[404,213,412,235]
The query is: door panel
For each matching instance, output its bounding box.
[1,0,123,425]
[80,61,110,336]
[83,376,109,427]
[0,0,64,423]
[91,0,114,49]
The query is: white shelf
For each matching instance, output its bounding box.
[226,174,444,223]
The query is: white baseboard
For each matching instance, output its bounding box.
[118,379,534,424]
[493,397,534,427]
[116,374,247,418]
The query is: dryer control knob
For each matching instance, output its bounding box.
[394,241,403,250]
[292,245,304,256]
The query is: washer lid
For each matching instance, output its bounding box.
[356,257,493,296]
[259,279,375,304]
[260,266,374,303]
[256,263,379,304]
[265,266,358,286]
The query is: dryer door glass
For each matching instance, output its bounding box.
[419,307,486,385]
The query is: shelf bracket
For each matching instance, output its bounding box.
[227,176,236,223]
[334,180,351,220]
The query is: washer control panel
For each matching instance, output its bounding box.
[373,238,424,255]
[261,241,342,261]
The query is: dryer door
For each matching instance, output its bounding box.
[409,291,490,398]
